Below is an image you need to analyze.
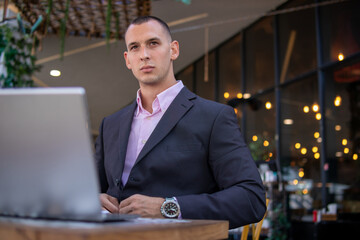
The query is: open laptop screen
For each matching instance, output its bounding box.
[0,87,102,219]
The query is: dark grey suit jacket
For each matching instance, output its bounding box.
[95,87,266,228]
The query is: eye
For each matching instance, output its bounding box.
[129,45,138,51]
[149,41,159,46]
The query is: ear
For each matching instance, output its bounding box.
[170,40,179,61]
[124,51,132,70]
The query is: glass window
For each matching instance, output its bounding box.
[278,0,317,82]
[245,92,276,162]
[321,0,360,63]
[176,65,194,92]
[324,60,360,211]
[218,34,242,104]
[245,17,274,95]
[280,75,322,211]
[195,52,216,100]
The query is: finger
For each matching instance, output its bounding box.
[100,194,119,213]
[119,204,134,214]
[119,195,136,208]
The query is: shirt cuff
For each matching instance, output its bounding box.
[173,197,182,219]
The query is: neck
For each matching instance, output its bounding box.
[139,79,177,113]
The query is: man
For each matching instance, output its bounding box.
[95,16,266,229]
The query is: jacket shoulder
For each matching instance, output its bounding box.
[103,101,136,123]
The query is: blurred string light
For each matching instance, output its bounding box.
[243,93,251,99]
[265,101,272,109]
[237,93,243,99]
[312,146,318,153]
[269,152,273,157]
[316,113,321,120]
[335,125,341,131]
[334,95,342,107]
[224,92,230,99]
[354,154,358,161]
[284,119,294,125]
[263,140,269,147]
[303,189,309,194]
[314,153,320,159]
[344,148,349,154]
[314,132,320,139]
[234,108,238,114]
[303,106,310,113]
[336,152,343,157]
[293,179,298,185]
[312,103,319,112]
[342,139,347,146]
[252,135,258,141]
[295,143,301,149]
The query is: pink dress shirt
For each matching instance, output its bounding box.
[121,81,184,186]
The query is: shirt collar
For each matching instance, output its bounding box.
[135,81,184,117]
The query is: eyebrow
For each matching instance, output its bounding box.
[127,37,162,49]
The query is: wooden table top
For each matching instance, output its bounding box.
[0,216,229,240]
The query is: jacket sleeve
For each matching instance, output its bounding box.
[176,105,266,229]
[94,118,109,193]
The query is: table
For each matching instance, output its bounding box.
[0,216,229,240]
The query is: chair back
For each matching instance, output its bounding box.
[240,198,270,240]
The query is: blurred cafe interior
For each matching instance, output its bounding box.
[1,0,359,239]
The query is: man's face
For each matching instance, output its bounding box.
[124,20,179,87]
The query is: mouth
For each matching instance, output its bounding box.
[140,65,155,73]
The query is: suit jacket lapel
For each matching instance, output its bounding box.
[117,101,137,177]
[135,87,196,164]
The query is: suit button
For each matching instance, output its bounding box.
[115,178,120,186]
[129,177,139,182]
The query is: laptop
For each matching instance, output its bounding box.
[0,87,136,222]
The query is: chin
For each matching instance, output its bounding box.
[139,76,161,85]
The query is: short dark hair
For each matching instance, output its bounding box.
[125,16,172,40]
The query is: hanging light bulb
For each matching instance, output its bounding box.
[301,148,307,155]
[334,96,342,107]
[312,103,319,112]
[316,113,321,120]
[314,132,320,139]
[303,106,310,113]
[338,53,344,61]
[265,101,272,110]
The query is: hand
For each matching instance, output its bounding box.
[99,193,119,213]
[119,194,165,218]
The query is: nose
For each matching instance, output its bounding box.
[140,47,150,60]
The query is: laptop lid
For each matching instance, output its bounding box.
[0,87,102,219]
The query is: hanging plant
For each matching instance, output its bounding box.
[0,14,43,88]
[59,0,70,59]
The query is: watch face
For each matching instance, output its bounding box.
[164,201,179,217]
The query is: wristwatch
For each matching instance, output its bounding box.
[160,197,180,218]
